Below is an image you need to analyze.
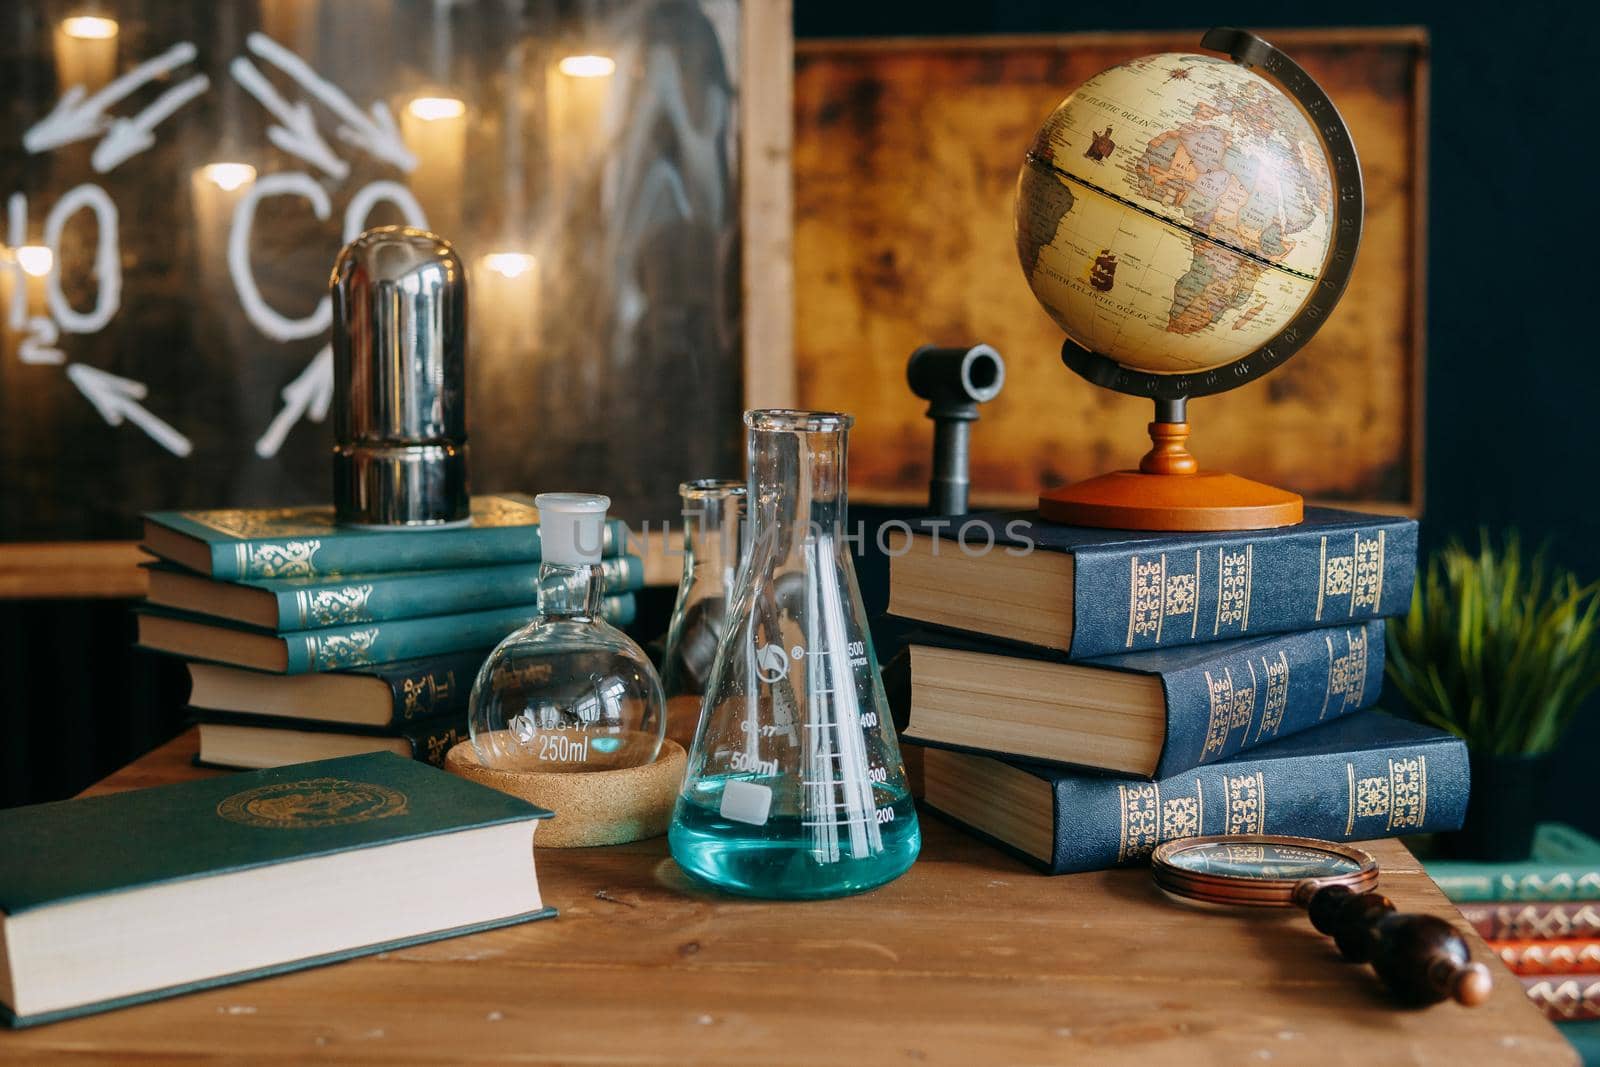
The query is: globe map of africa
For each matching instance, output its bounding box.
[1015,52,1334,374]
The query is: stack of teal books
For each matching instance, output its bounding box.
[1427,824,1600,1058]
[135,493,642,770]
[884,506,1470,873]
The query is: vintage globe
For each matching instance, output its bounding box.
[1015,51,1335,375]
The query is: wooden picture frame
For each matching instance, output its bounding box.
[792,28,1427,516]
[1,0,794,600]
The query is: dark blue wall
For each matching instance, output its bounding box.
[801,1,1600,826]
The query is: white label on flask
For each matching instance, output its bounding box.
[720,780,773,826]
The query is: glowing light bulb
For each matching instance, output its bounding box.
[483,253,536,280]
[199,162,256,192]
[16,246,54,278]
[408,96,467,122]
[558,54,615,78]
[61,15,118,40]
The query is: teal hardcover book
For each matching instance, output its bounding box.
[0,752,554,1027]
[192,710,470,769]
[146,554,646,630]
[142,493,630,580]
[1426,824,1600,903]
[135,593,638,673]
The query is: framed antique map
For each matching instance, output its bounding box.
[793,28,1426,513]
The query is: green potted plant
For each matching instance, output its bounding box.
[1387,534,1600,860]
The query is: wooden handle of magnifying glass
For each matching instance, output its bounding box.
[1296,883,1493,1007]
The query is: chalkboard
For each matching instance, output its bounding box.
[0,0,793,560]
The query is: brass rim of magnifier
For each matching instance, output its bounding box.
[1151,834,1380,908]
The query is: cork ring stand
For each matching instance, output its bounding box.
[444,739,688,848]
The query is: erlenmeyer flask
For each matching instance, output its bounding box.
[660,479,747,750]
[669,410,920,899]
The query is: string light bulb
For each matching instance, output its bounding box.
[483,253,536,280]
[60,15,118,40]
[16,246,54,278]
[199,163,256,192]
[408,96,467,122]
[558,54,615,78]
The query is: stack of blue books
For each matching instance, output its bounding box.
[883,506,1470,873]
[135,493,642,769]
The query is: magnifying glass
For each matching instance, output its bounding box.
[1152,835,1493,1007]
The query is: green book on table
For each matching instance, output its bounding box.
[1426,825,1600,903]
[142,493,630,580]
[135,594,637,673]
[0,752,553,1028]
[145,554,645,630]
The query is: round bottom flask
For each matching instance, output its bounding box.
[469,494,665,773]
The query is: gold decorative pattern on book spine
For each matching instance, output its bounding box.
[1127,552,1202,647]
[402,669,458,720]
[1200,669,1233,761]
[423,725,465,765]
[296,584,375,627]
[1222,771,1265,834]
[244,539,323,579]
[1352,530,1386,615]
[1346,762,1357,835]
[1117,782,1161,863]
[306,627,380,670]
[1317,531,1386,623]
[1320,627,1370,720]
[1233,660,1258,735]
[1255,651,1289,741]
[1213,544,1253,636]
[1385,755,1426,830]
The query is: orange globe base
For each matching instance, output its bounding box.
[1038,421,1303,532]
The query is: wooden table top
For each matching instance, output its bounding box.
[0,730,1574,1065]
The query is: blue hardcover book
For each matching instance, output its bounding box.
[136,594,637,674]
[146,555,645,631]
[897,621,1384,778]
[915,712,1468,875]
[887,507,1416,658]
[142,493,629,580]
[0,752,553,1027]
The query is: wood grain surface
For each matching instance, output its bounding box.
[0,729,1570,1065]
[794,29,1427,514]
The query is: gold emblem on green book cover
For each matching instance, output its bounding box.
[217,777,410,828]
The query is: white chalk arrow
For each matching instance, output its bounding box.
[66,363,193,458]
[246,33,416,172]
[24,42,199,154]
[255,344,333,459]
[90,73,210,173]
[230,57,349,180]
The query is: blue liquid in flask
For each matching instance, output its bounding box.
[670,774,920,899]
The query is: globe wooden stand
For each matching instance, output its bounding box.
[1040,414,1303,532]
